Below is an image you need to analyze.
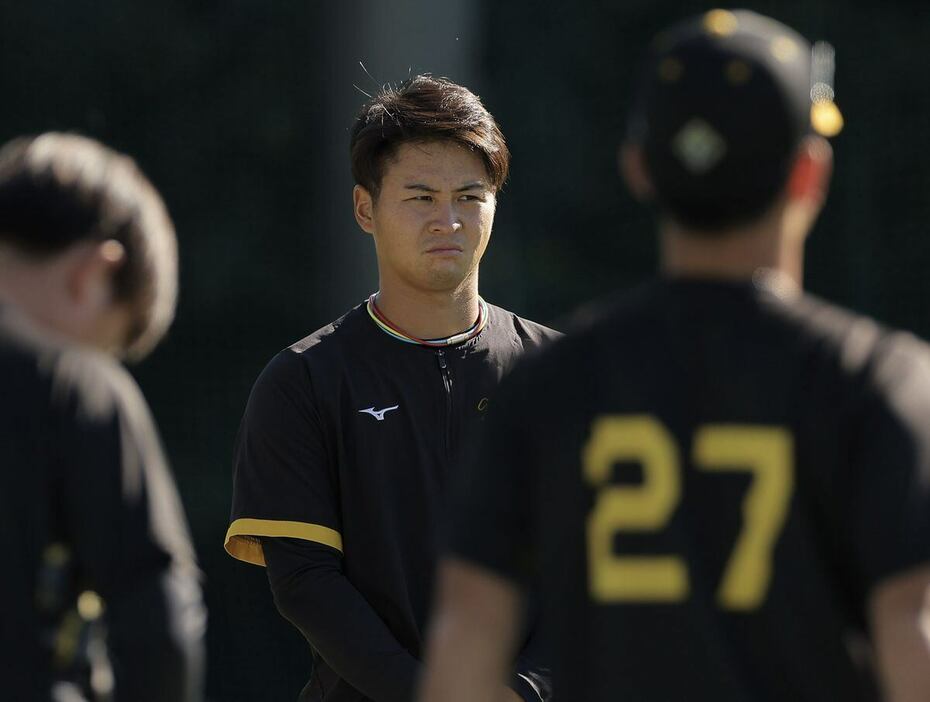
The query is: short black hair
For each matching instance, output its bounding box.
[0,133,178,358]
[350,75,510,198]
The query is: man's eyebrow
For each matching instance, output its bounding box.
[402,181,490,193]
[455,181,488,192]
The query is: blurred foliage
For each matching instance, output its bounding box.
[1,0,928,699]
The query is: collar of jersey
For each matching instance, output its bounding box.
[366,293,489,347]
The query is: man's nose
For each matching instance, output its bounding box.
[428,203,463,234]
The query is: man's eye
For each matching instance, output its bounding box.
[459,194,485,202]
[409,195,433,202]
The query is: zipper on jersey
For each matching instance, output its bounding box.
[436,349,453,461]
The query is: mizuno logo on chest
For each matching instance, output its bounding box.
[358,405,400,421]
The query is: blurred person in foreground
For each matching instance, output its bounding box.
[0,133,205,702]
[224,76,557,702]
[420,10,930,702]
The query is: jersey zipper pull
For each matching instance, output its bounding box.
[436,349,453,462]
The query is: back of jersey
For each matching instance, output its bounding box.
[0,304,204,702]
[517,277,930,701]
[0,308,62,700]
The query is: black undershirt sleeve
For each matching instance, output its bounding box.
[262,537,421,702]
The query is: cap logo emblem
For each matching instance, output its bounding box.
[703,9,738,37]
[672,118,727,174]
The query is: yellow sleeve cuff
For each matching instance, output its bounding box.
[224,518,344,566]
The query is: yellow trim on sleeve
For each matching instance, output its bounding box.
[224,518,344,566]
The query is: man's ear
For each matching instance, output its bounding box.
[353,185,376,235]
[620,143,655,202]
[786,135,833,207]
[68,239,126,308]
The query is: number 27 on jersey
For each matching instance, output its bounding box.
[584,415,793,611]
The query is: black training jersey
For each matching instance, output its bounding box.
[0,304,203,702]
[450,276,930,702]
[226,301,560,698]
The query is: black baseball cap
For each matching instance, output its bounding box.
[627,9,842,230]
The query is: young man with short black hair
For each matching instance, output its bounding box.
[421,11,930,702]
[226,76,557,702]
[0,132,205,702]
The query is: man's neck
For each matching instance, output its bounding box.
[0,268,68,345]
[0,265,54,327]
[373,280,480,341]
[659,205,805,286]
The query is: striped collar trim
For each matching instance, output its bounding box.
[366,293,489,347]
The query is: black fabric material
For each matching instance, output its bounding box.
[263,538,549,702]
[450,276,930,702]
[230,301,559,702]
[0,304,205,702]
[263,537,420,702]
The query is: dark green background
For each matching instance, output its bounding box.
[2,1,928,699]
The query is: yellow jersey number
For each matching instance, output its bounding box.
[583,415,793,611]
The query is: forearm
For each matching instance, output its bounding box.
[874,610,930,702]
[420,558,523,702]
[262,537,420,702]
[870,567,930,702]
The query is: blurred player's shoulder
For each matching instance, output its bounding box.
[556,281,658,334]
[485,283,665,409]
[518,276,930,399]
[772,286,930,396]
[0,302,148,424]
[530,279,672,362]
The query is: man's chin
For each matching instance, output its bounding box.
[412,269,472,294]
[420,260,471,284]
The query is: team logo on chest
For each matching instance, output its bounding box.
[358,405,400,421]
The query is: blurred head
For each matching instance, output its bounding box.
[350,76,507,295]
[0,133,178,360]
[622,9,842,235]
